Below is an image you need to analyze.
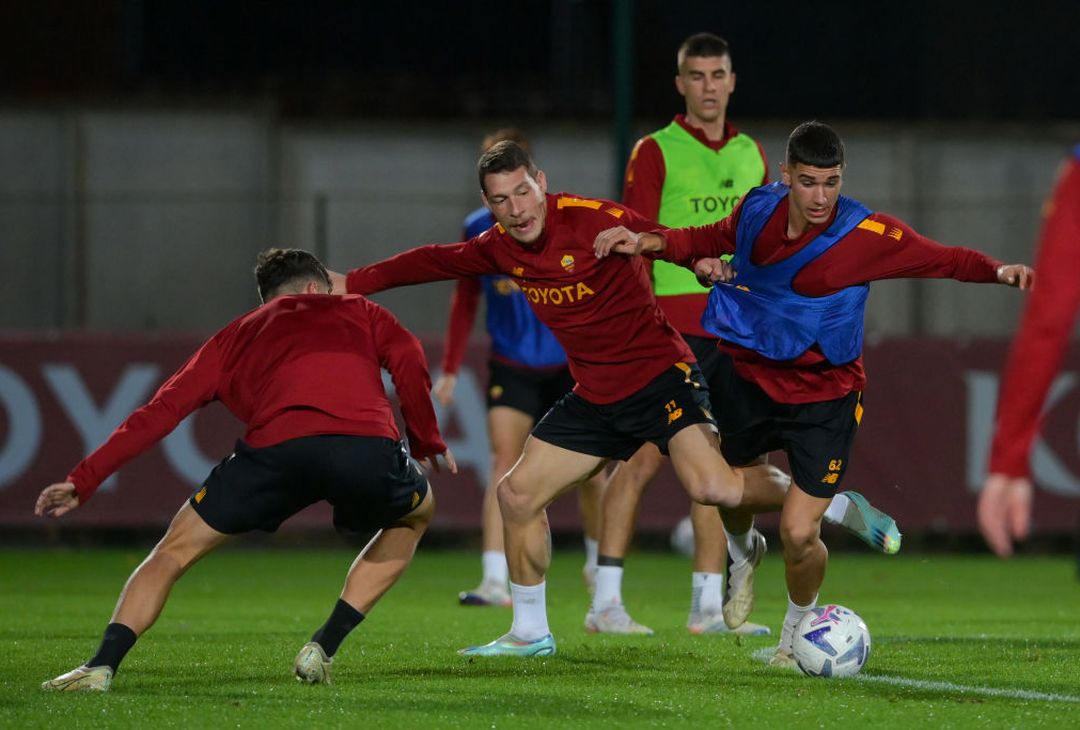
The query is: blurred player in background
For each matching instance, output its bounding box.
[36,249,454,691]
[594,120,1033,667]
[334,141,795,657]
[434,128,605,608]
[591,33,897,639]
[980,144,1080,560]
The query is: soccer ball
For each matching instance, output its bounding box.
[791,604,871,678]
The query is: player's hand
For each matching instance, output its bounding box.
[977,473,1033,557]
[996,264,1034,290]
[594,227,665,258]
[420,448,458,475]
[432,373,458,407]
[694,257,736,283]
[594,226,643,257]
[34,482,80,518]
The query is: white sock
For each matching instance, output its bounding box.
[822,493,850,524]
[592,565,624,610]
[482,550,508,585]
[724,527,754,563]
[583,537,599,571]
[691,572,724,614]
[780,593,818,652]
[509,581,549,641]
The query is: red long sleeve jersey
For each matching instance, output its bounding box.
[989,155,1080,477]
[347,193,693,404]
[660,195,1003,403]
[440,276,482,375]
[67,294,446,502]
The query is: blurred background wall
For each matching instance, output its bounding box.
[2,114,1075,337]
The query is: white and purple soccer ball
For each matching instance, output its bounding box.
[792,604,871,678]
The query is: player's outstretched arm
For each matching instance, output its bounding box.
[34,482,80,519]
[593,227,665,258]
[977,473,1033,557]
[418,448,458,475]
[996,264,1034,290]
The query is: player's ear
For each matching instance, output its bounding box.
[780,162,791,186]
[535,170,548,194]
[675,74,686,96]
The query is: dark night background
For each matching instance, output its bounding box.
[3,0,1078,122]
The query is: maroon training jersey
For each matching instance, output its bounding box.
[989,154,1080,477]
[660,195,1003,403]
[347,193,693,404]
[68,294,445,502]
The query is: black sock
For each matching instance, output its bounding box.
[311,599,365,657]
[86,623,138,673]
[597,554,624,568]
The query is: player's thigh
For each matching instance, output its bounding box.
[668,422,739,501]
[617,441,666,486]
[488,405,535,465]
[501,434,606,512]
[153,501,231,565]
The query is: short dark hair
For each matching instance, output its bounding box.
[786,121,845,169]
[477,140,538,194]
[255,248,331,302]
[677,33,731,71]
[480,127,531,155]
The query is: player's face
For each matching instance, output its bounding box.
[782,162,844,230]
[482,166,548,245]
[675,54,735,126]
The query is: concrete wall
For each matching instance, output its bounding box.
[1,108,1075,338]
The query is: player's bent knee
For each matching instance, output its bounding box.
[780,520,821,557]
[496,473,539,521]
[685,477,741,509]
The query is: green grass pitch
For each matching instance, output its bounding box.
[2,547,1078,727]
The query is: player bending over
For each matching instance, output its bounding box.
[36,249,454,691]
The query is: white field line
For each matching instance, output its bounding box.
[750,647,1080,703]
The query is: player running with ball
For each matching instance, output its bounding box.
[594,121,1033,666]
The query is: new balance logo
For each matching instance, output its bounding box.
[665,400,683,424]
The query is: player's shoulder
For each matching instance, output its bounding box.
[850,211,911,243]
[630,133,662,157]
[551,192,631,223]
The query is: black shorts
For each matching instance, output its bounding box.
[487,359,575,422]
[531,363,717,462]
[190,435,428,535]
[684,334,723,384]
[708,353,862,498]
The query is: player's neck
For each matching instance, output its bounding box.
[684,112,727,142]
[786,210,812,240]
